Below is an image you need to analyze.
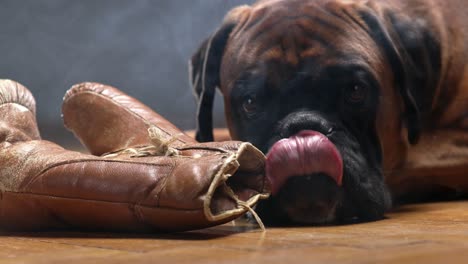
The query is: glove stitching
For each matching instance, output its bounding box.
[21,158,173,192]
[3,191,206,211]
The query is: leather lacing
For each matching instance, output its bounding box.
[103,125,182,158]
[102,124,267,231]
[222,184,266,232]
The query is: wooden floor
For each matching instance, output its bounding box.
[1,201,468,264]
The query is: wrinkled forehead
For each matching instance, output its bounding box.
[220,0,383,93]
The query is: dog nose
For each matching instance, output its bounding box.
[279,111,335,138]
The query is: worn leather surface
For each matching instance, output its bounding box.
[0,79,269,232]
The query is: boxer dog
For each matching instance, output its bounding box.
[189,0,468,225]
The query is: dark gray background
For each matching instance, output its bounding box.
[1,0,253,147]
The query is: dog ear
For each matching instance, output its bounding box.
[189,6,251,142]
[357,7,441,144]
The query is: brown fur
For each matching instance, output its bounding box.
[191,0,468,202]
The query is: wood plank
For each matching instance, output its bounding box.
[1,201,468,263]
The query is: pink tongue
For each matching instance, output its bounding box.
[266,130,343,195]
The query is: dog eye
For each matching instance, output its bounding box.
[346,84,367,104]
[242,96,258,114]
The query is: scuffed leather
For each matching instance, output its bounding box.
[62,82,195,155]
[0,80,270,232]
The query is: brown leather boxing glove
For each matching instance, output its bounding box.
[0,79,269,232]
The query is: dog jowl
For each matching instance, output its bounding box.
[189,0,468,225]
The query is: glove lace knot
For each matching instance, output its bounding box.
[103,125,182,158]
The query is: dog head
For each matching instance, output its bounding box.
[189,0,440,224]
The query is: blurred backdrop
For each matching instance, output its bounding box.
[0,0,253,147]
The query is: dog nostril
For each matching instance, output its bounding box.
[283,123,335,138]
[279,112,336,138]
